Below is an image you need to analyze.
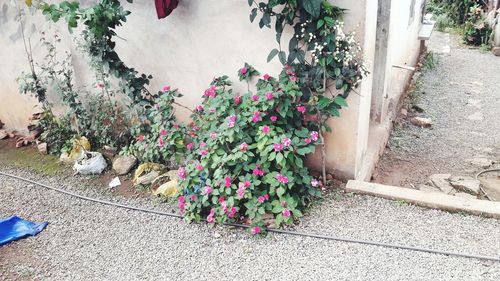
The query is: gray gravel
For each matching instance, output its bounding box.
[1,165,500,280]
[375,31,500,187]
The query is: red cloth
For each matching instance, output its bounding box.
[155,0,179,19]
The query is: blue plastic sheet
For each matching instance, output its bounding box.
[0,216,48,246]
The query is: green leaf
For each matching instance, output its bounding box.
[248,0,253,6]
[334,95,348,107]
[317,96,331,110]
[267,49,279,63]
[302,0,322,18]
[276,153,283,164]
[317,19,324,29]
[278,51,286,65]
[250,8,258,22]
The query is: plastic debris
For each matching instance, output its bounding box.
[108,177,121,189]
[133,163,165,186]
[61,136,91,164]
[0,216,48,246]
[73,152,107,175]
[153,179,179,197]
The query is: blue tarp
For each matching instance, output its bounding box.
[0,216,48,246]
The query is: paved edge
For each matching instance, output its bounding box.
[346,180,500,219]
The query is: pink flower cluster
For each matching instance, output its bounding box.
[252,95,259,102]
[204,86,217,98]
[252,112,260,123]
[282,137,291,147]
[196,105,204,112]
[297,105,306,114]
[261,126,270,134]
[311,178,319,187]
[224,176,232,188]
[276,173,289,184]
[282,209,291,218]
[263,74,270,81]
[234,95,241,106]
[205,186,213,195]
[178,167,187,180]
[178,196,185,215]
[251,226,261,235]
[162,85,171,92]
[240,142,248,152]
[270,115,278,122]
[257,194,269,203]
[311,131,319,141]
[253,165,264,177]
[228,115,236,128]
[207,209,215,223]
[273,143,283,152]
[240,67,247,75]
[265,92,273,100]
[236,180,251,199]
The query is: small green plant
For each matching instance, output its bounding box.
[434,14,455,31]
[463,5,492,46]
[423,51,437,70]
[37,111,74,155]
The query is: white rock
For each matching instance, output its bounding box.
[449,176,481,195]
[410,117,432,128]
[429,174,454,194]
[480,178,500,202]
[112,155,138,175]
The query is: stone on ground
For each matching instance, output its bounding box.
[480,178,500,202]
[410,117,432,128]
[467,157,493,168]
[112,155,137,175]
[37,143,47,154]
[429,174,454,194]
[449,175,481,195]
[0,129,8,140]
[454,192,477,200]
[493,47,500,56]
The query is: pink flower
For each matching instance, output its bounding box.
[207,209,215,223]
[240,67,247,75]
[196,164,203,171]
[162,85,171,92]
[240,142,248,152]
[251,226,261,235]
[210,132,218,139]
[200,150,208,156]
[252,112,261,123]
[263,74,270,81]
[234,95,241,105]
[178,196,185,215]
[186,143,193,150]
[252,95,259,102]
[273,143,283,152]
[228,207,237,218]
[304,138,311,144]
[311,178,319,187]
[237,187,245,199]
[196,105,204,112]
[219,196,225,203]
[270,116,278,122]
[228,115,236,128]
[311,131,319,141]
[264,194,269,200]
[158,138,164,148]
[173,124,179,129]
[205,186,213,195]
[160,128,167,137]
[297,105,306,114]
[282,137,291,147]
[200,142,207,148]
[178,168,187,180]
[286,69,292,75]
[221,202,228,214]
[290,76,296,82]
[190,194,196,201]
[98,82,104,89]
[224,176,231,188]
[276,174,289,184]
[243,180,251,188]
[265,92,273,100]
[282,209,291,218]
[257,196,266,203]
[209,108,216,113]
[280,201,286,207]
[261,126,270,134]
[204,86,217,98]
[137,135,145,142]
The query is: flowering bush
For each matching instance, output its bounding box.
[177,65,323,231]
[124,87,187,165]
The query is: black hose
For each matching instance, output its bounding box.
[1,171,499,262]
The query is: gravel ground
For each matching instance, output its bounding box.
[374,31,500,187]
[1,165,500,280]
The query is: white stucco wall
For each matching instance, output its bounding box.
[0,0,424,180]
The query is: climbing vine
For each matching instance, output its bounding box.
[249,0,366,182]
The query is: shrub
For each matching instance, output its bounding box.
[177,65,322,230]
[124,87,187,166]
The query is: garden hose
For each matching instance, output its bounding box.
[1,171,499,263]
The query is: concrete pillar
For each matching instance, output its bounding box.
[370,0,392,124]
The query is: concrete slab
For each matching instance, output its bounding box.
[346,180,500,219]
